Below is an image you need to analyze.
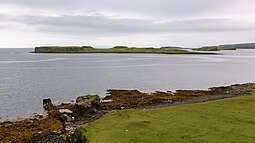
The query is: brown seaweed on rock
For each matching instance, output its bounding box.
[208,83,255,95]
[101,83,255,109]
[101,89,209,109]
[0,117,64,143]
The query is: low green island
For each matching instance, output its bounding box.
[34,42,255,53]
[193,46,236,51]
[34,46,216,54]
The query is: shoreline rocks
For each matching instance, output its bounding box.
[1,83,255,142]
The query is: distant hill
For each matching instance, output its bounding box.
[219,43,255,49]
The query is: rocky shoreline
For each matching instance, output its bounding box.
[1,83,255,143]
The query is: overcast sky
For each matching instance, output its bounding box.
[0,0,255,48]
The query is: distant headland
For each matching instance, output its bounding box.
[34,46,215,54]
[34,43,255,54]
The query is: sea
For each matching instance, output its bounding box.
[1,48,255,120]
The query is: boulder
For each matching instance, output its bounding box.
[76,95,100,108]
[43,99,66,122]
[43,99,60,118]
[73,95,101,120]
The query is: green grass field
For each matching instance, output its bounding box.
[77,91,255,143]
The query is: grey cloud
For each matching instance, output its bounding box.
[0,0,249,18]
[0,0,255,47]
[1,13,253,36]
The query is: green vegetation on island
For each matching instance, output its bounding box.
[35,42,255,54]
[35,46,94,53]
[34,46,215,54]
[193,46,236,51]
[77,90,255,143]
[160,46,183,49]
[219,47,237,50]
[193,46,220,51]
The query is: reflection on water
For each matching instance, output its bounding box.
[1,48,255,120]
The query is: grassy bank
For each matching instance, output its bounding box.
[34,46,215,54]
[77,90,255,143]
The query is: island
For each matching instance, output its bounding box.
[34,46,216,54]
[192,46,236,51]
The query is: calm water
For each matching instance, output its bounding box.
[1,48,255,120]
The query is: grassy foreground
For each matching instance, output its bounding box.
[77,91,255,143]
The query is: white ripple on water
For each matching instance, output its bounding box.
[0,63,163,70]
[0,77,13,81]
[0,58,65,64]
